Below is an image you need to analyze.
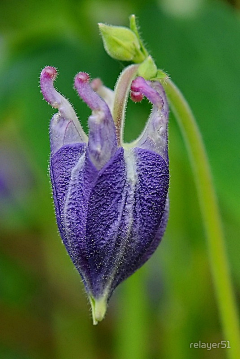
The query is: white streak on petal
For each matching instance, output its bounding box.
[104,148,138,294]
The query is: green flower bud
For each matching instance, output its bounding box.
[138,55,158,80]
[98,23,145,62]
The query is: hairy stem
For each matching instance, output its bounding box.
[162,78,240,358]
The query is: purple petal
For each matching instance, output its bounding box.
[74,72,117,170]
[111,147,169,289]
[131,77,169,163]
[50,143,95,292]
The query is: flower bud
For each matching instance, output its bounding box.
[40,65,169,325]
[99,23,145,62]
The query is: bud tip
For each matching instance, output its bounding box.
[89,295,108,325]
[41,66,57,80]
[74,72,90,88]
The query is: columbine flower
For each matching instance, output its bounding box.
[40,64,169,324]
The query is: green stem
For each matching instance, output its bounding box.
[115,268,148,359]
[162,78,240,358]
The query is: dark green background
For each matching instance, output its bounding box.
[0,0,239,358]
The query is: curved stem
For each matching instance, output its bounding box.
[162,78,240,358]
[112,64,139,146]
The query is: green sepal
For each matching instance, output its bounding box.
[138,55,158,80]
[150,69,169,82]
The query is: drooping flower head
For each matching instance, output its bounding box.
[40,63,169,324]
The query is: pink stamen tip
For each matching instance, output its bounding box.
[131,78,141,93]
[131,91,144,102]
[41,66,57,80]
[75,72,90,84]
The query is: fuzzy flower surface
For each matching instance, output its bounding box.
[40,64,169,324]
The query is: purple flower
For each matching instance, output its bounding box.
[40,65,169,324]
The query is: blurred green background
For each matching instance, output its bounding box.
[0,0,240,358]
